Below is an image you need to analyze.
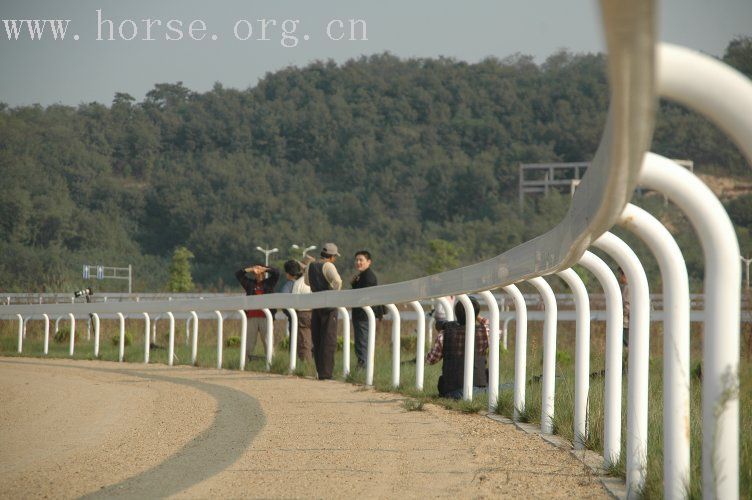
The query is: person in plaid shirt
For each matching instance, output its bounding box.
[426,296,490,399]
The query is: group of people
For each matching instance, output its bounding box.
[235,243,380,380]
[235,242,491,399]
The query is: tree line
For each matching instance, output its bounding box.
[1,37,750,294]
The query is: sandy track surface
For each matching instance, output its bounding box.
[0,357,606,499]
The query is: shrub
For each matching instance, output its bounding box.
[112,331,133,347]
[53,327,70,343]
[225,335,240,348]
[402,398,425,411]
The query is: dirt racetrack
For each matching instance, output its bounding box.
[0,357,606,499]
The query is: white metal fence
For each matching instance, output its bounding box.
[1,2,751,499]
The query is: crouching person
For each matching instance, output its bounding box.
[425,296,489,399]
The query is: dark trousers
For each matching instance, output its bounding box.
[296,311,313,362]
[311,308,338,379]
[353,319,369,367]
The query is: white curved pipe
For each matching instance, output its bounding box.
[337,307,350,377]
[68,313,76,357]
[288,308,299,373]
[364,306,376,386]
[641,153,740,499]
[427,315,434,347]
[503,284,527,419]
[556,268,590,449]
[42,313,50,355]
[619,202,690,496]
[117,312,125,362]
[91,313,100,358]
[385,304,401,388]
[527,277,557,434]
[143,312,151,364]
[579,251,623,465]
[658,43,752,165]
[167,312,175,366]
[479,291,499,412]
[214,311,223,369]
[436,297,455,321]
[263,308,273,371]
[151,313,163,344]
[410,301,426,390]
[190,311,199,365]
[185,316,192,346]
[456,294,475,401]
[16,314,22,353]
[237,310,247,371]
[502,317,512,351]
[593,231,650,496]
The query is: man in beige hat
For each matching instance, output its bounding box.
[304,242,343,379]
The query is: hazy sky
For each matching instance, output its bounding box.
[1,0,750,107]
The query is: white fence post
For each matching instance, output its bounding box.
[92,313,100,358]
[42,313,50,355]
[619,202,690,496]
[641,153,742,499]
[578,251,623,466]
[215,311,223,370]
[68,313,75,357]
[479,291,499,412]
[288,308,299,373]
[16,314,22,353]
[527,278,557,434]
[501,317,512,351]
[338,307,350,377]
[503,284,527,420]
[385,304,401,388]
[117,312,125,362]
[364,306,376,386]
[238,310,247,371]
[143,313,151,364]
[190,311,198,366]
[556,268,590,449]
[593,232,651,496]
[410,301,426,391]
[167,312,175,366]
[263,308,273,371]
[437,297,454,321]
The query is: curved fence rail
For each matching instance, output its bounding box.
[2,1,750,499]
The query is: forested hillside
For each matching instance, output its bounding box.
[1,38,750,293]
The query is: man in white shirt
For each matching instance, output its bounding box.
[304,242,343,379]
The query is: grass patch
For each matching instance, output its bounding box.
[402,398,425,412]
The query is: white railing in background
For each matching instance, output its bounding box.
[2,2,750,499]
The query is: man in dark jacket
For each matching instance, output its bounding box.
[425,296,489,399]
[235,263,280,360]
[350,250,379,368]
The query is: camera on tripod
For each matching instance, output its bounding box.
[73,287,93,298]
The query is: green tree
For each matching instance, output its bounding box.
[424,239,462,275]
[723,36,752,78]
[168,246,194,292]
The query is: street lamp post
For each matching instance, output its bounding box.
[291,244,317,259]
[256,246,279,266]
[741,255,752,289]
